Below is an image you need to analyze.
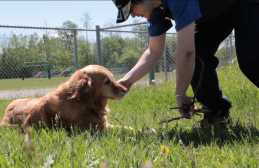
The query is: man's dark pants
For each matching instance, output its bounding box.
[191,4,259,119]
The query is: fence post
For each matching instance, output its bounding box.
[48,66,51,79]
[73,29,78,70]
[148,30,155,85]
[163,46,167,81]
[229,35,232,62]
[22,67,24,80]
[96,25,102,66]
[149,69,155,84]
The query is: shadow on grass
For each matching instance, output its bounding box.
[65,121,259,148]
[2,119,259,150]
[160,120,259,147]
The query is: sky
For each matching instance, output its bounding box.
[0,1,147,29]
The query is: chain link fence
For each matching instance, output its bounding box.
[0,22,236,99]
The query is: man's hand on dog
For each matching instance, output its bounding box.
[117,78,132,91]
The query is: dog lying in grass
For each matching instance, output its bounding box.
[0,65,128,132]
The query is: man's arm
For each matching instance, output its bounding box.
[119,33,166,89]
[175,21,196,116]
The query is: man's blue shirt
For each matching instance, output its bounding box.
[147,0,202,37]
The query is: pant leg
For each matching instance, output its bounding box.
[234,4,259,88]
[192,11,234,118]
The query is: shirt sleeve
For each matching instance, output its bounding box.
[147,10,173,37]
[169,0,202,31]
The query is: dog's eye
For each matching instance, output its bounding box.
[105,79,111,84]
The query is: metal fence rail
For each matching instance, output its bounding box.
[0,22,236,99]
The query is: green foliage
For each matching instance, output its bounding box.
[0,20,155,79]
[101,35,146,70]
[0,21,98,78]
[0,63,259,167]
[216,36,236,64]
[155,35,177,72]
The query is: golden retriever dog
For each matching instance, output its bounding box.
[0,65,127,132]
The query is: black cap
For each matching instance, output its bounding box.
[113,0,132,23]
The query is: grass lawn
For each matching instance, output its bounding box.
[0,77,70,91]
[0,63,259,167]
[0,71,174,91]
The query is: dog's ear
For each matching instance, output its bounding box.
[70,76,92,104]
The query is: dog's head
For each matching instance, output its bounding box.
[67,65,127,104]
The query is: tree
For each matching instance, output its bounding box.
[0,34,30,78]
[216,36,236,65]
[163,34,177,71]
[77,37,97,68]
[131,19,149,52]
[81,12,92,29]
[100,35,125,68]
[58,20,78,52]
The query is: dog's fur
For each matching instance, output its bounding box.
[0,65,127,131]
